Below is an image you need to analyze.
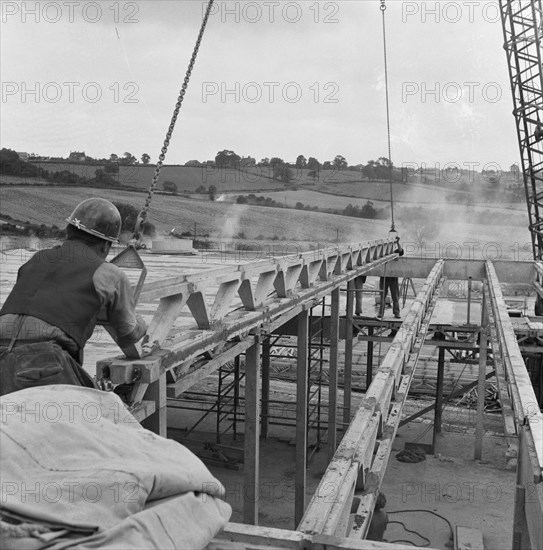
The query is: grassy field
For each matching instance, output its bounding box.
[8,162,522,207]
[220,186,528,230]
[0,185,393,244]
[311,179,521,205]
[17,162,290,193]
[225,186,525,209]
[0,184,530,262]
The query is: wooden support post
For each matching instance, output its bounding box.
[512,429,528,550]
[433,347,445,453]
[344,281,354,429]
[512,484,528,550]
[475,283,487,461]
[295,309,309,527]
[141,372,167,437]
[328,288,340,462]
[367,326,374,391]
[244,337,261,525]
[261,337,271,439]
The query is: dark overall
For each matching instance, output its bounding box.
[0,241,104,397]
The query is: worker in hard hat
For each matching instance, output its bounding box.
[0,198,147,396]
[379,235,404,319]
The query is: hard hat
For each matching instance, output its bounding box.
[66,198,122,242]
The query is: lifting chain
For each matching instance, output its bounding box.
[133,0,216,244]
[380,0,395,233]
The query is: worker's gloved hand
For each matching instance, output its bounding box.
[135,314,147,336]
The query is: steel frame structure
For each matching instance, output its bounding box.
[499,0,543,258]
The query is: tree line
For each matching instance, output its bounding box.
[207,150,402,184]
[235,193,383,220]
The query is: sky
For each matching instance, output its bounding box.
[1,0,520,171]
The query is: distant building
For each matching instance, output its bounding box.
[16,152,29,162]
[69,151,86,162]
[240,156,256,167]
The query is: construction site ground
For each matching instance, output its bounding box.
[168,399,515,550]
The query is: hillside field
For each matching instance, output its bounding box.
[5,162,523,209]
[0,186,390,244]
[0,185,530,261]
[224,186,525,211]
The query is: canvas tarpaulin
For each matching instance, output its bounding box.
[0,385,232,549]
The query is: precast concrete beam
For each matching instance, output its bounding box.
[486,261,543,471]
[367,258,534,283]
[298,260,444,538]
[486,261,543,550]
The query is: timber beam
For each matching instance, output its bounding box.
[297,261,444,539]
[485,261,543,550]
[97,239,399,428]
[366,258,534,283]
[211,522,439,549]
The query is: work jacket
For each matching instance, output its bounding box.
[0,240,145,362]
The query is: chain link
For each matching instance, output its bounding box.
[133,0,215,242]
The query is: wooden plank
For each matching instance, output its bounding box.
[518,427,543,548]
[486,262,543,474]
[367,258,534,284]
[261,337,271,439]
[213,523,306,549]
[295,310,309,526]
[166,340,252,397]
[244,338,261,525]
[313,534,436,550]
[474,284,488,460]
[300,266,445,537]
[487,306,517,439]
[130,400,155,423]
[141,370,166,437]
[433,347,445,451]
[525,482,543,550]
[344,280,354,428]
[328,288,340,462]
